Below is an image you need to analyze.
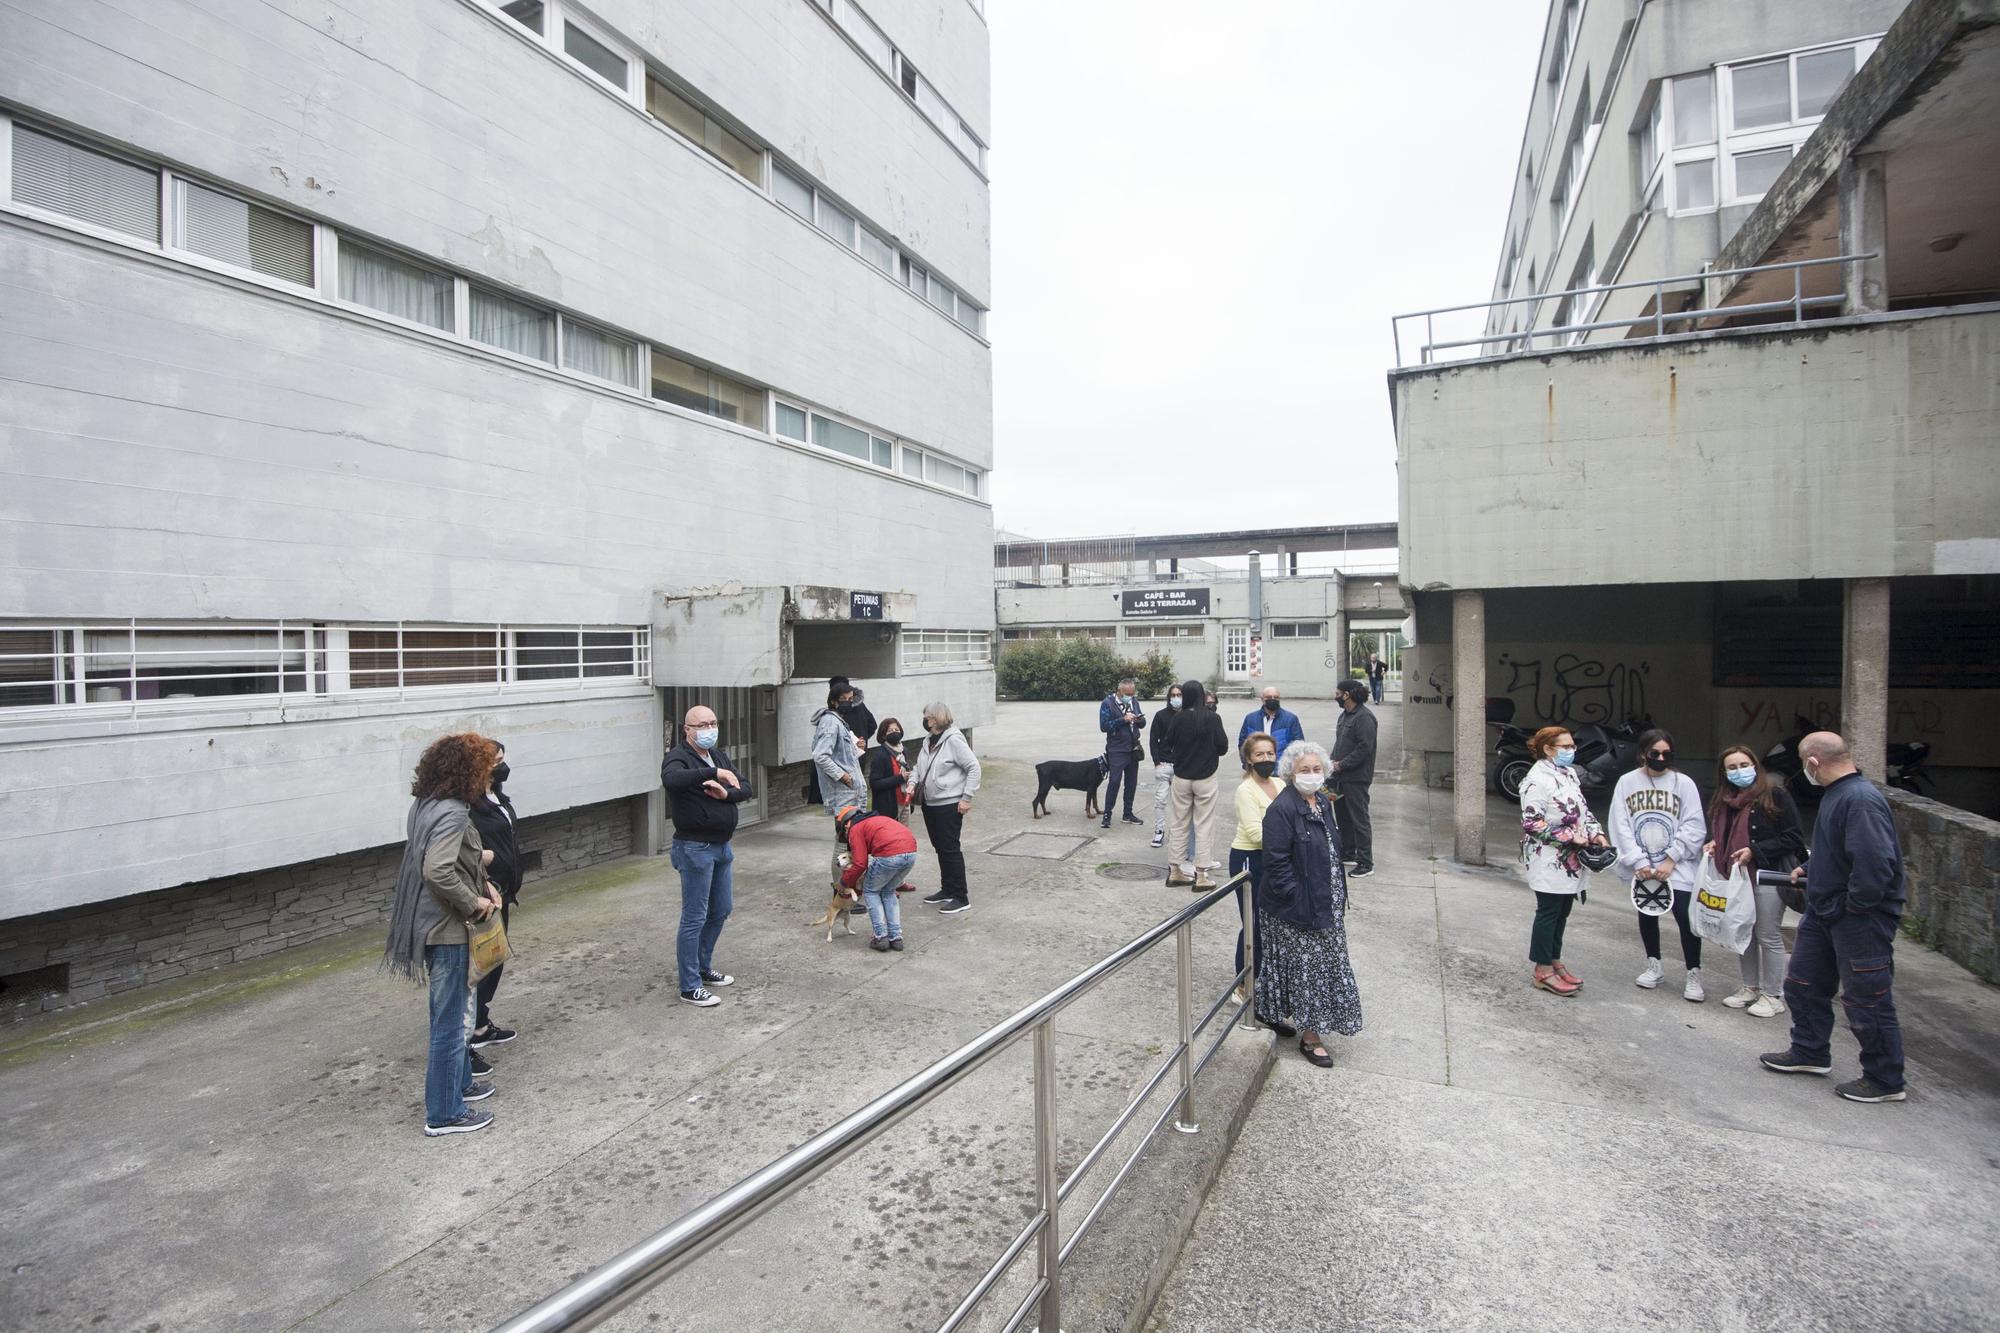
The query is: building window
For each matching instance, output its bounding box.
[1269,622,1325,639]
[175,179,315,287]
[514,628,644,680]
[561,317,641,389]
[1125,624,1203,640]
[645,75,762,184]
[858,225,896,274]
[815,195,858,248]
[831,0,894,72]
[652,350,762,426]
[470,287,555,363]
[0,623,324,709]
[1545,0,1581,132]
[337,240,454,331]
[811,412,872,461]
[495,0,544,35]
[346,625,647,691]
[561,15,630,92]
[776,401,809,440]
[901,629,991,669]
[1730,145,1794,200]
[9,123,159,242]
[773,164,814,220]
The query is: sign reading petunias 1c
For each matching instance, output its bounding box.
[850,592,885,620]
[1121,588,1210,617]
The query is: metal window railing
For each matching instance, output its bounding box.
[1390,252,1878,367]
[491,872,1262,1333]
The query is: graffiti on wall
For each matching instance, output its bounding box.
[1734,697,1948,739]
[1497,653,1651,726]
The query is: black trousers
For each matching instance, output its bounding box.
[1335,781,1373,870]
[921,803,969,902]
[1637,887,1702,968]
[474,902,510,1031]
[1529,892,1574,964]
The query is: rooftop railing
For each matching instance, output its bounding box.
[490,873,1261,1333]
[1390,252,1877,368]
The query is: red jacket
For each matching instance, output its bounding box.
[840,812,919,887]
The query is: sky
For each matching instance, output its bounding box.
[984,0,1548,541]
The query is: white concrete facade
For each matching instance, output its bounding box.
[0,0,995,922]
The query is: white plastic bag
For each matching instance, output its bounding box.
[1691,860,1755,955]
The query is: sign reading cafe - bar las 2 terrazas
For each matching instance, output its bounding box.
[1121,587,1210,618]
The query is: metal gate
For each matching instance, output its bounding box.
[660,686,766,826]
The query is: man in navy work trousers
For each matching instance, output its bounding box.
[661,703,755,1009]
[1759,731,1909,1102]
[1098,677,1146,829]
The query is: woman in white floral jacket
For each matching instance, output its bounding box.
[1519,725,1608,997]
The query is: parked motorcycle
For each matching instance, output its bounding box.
[1888,739,1935,795]
[1493,715,1648,801]
[1766,713,1935,801]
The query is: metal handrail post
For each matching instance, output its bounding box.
[1654,281,1664,337]
[1172,923,1198,1134]
[1237,876,1259,1031]
[1032,1021,1061,1333]
[1793,265,1803,322]
[1424,312,1434,365]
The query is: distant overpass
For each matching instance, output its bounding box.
[994,523,1398,568]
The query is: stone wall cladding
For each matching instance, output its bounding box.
[1,798,634,1022]
[1886,787,1999,984]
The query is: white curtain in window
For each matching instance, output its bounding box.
[470,288,554,362]
[338,242,453,330]
[562,319,640,388]
[773,167,814,219]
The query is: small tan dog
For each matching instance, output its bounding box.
[809,849,860,942]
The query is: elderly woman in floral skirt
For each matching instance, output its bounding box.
[1256,740,1362,1068]
[1519,725,1610,997]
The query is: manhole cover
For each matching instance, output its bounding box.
[1097,862,1163,882]
[988,832,1094,860]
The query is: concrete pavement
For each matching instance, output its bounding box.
[1148,706,2000,1332]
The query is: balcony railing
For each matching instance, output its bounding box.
[1390,252,1877,368]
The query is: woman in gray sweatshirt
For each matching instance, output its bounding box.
[907,701,981,913]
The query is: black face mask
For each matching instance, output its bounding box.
[884,731,903,746]
[1263,700,1280,712]
[492,761,510,786]
[1251,760,1277,779]
[1646,753,1672,772]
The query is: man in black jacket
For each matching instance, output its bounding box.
[1330,680,1377,877]
[661,704,756,1008]
[1760,732,1908,1102]
[468,743,522,1058]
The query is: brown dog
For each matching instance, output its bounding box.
[809,850,860,942]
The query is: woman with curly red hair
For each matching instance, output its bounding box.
[384,732,504,1137]
[1519,725,1609,997]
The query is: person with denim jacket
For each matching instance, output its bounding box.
[1097,678,1147,829]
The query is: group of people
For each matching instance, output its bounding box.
[1517,724,1909,1103]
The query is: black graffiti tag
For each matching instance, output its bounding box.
[1499,653,1650,725]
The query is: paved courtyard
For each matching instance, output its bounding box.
[3,698,1996,1333]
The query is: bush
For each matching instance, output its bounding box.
[1129,649,1178,699]
[997,640,1190,702]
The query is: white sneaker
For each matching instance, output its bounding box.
[1683,968,1706,1003]
[1722,986,1759,1009]
[1747,993,1787,1018]
[1635,959,1664,989]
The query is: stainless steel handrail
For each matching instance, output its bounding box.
[1390,252,1877,366]
[491,871,1259,1333]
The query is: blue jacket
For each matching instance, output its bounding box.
[1238,706,1303,756]
[1805,772,1906,918]
[1099,693,1146,755]
[1259,784,1346,930]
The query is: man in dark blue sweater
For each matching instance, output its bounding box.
[1759,732,1908,1102]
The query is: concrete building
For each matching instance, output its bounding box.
[1391,0,2000,862]
[0,0,995,1013]
[994,527,1406,699]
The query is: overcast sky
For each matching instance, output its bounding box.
[985,1,1546,541]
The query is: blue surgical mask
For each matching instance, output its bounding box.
[1726,767,1756,789]
[693,726,719,750]
[1553,747,1577,768]
[1168,696,1183,710]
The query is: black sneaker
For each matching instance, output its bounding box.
[424,1110,494,1137]
[469,1049,495,1077]
[470,1024,516,1049]
[1122,814,1144,824]
[1099,816,1111,829]
[889,938,905,951]
[870,936,891,952]
[701,971,734,988]
[1759,1048,1833,1075]
[464,1081,496,1103]
[938,898,971,915]
[1349,866,1374,879]
[921,890,951,905]
[1835,1077,1907,1103]
[680,987,721,1007]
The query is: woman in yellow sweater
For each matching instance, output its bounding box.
[1231,731,1283,1021]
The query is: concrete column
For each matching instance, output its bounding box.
[1838,153,1888,315]
[1842,578,1891,778]
[1452,590,1487,866]
[629,789,664,856]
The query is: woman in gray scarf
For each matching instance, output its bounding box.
[385,733,504,1136]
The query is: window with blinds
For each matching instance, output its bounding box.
[10,123,160,242]
[178,179,314,286]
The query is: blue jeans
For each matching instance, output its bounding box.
[1369,677,1383,703]
[1104,749,1139,817]
[1784,907,1905,1090]
[672,838,734,993]
[1229,848,1266,978]
[862,851,917,941]
[424,942,475,1126]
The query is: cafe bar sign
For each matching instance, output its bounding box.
[1121,587,1210,618]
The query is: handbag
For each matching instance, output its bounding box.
[468,912,511,983]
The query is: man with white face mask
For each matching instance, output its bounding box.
[661,706,754,1008]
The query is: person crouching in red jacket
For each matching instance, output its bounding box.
[837,809,920,952]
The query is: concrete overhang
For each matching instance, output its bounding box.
[995,524,1398,568]
[1713,0,2000,315]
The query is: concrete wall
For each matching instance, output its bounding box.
[1887,787,1999,983]
[995,578,1352,697]
[1397,307,2000,592]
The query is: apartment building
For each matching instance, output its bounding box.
[1390,0,2000,868]
[0,0,996,1013]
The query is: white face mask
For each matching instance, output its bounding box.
[1804,757,1822,787]
[1293,772,1326,795]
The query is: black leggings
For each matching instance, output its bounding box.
[1637,888,1702,968]
[474,903,510,1031]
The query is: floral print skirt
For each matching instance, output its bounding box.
[1256,913,1363,1037]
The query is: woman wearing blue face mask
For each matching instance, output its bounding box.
[1703,745,1806,1018]
[1519,726,1607,997]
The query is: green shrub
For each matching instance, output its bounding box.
[998,636,1125,701]
[1128,649,1178,699]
